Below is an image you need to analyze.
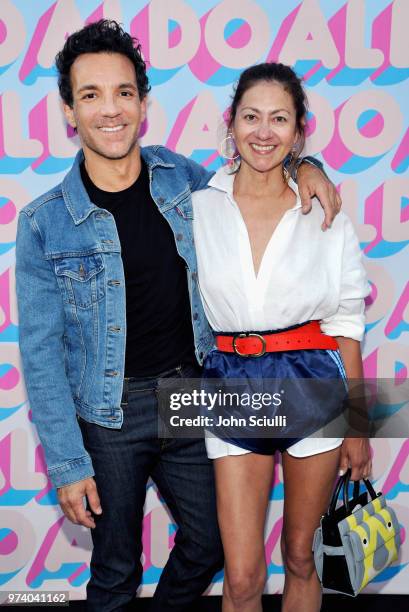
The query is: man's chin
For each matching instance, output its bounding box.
[85,141,139,162]
[103,152,131,160]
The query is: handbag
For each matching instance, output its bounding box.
[312,469,401,596]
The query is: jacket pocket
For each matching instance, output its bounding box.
[54,253,105,309]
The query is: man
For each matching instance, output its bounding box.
[16,20,341,612]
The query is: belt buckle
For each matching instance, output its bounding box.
[233,333,266,358]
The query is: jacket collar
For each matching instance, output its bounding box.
[62,150,96,225]
[61,147,176,225]
[208,166,302,211]
[141,146,176,170]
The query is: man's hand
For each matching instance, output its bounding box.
[57,477,102,528]
[297,163,342,231]
[338,438,372,482]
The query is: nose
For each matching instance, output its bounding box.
[100,94,121,117]
[255,119,273,141]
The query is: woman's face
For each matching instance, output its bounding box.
[231,80,300,174]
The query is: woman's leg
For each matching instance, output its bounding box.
[214,453,274,612]
[281,446,341,612]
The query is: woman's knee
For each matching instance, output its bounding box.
[224,563,266,605]
[282,537,315,581]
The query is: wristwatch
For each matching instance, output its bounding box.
[284,155,325,182]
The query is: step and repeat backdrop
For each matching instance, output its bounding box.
[0,0,408,599]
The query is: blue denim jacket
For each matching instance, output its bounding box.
[15,146,214,488]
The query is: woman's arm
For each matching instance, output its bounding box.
[336,337,363,379]
[336,336,372,481]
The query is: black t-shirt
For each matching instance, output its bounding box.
[80,160,195,377]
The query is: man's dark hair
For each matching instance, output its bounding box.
[55,19,150,107]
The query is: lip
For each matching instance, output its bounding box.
[98,124,126,133]
[250,143,277,154]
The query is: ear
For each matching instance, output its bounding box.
[140,96,147,124]
[293,118,306,147]
[63,102,76,129]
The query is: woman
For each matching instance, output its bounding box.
[192,63,371,612]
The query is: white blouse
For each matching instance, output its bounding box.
[192,167,370,341]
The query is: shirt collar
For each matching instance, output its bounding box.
[208,166,302,211]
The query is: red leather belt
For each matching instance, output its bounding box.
[215,321,338,358]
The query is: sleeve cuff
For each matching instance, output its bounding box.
[320,318,365,342]
[48,456,95,489]
[291,156,325,181]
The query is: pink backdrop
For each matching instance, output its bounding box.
[0,0,408,599]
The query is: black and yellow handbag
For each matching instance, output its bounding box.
[313,469,401,596]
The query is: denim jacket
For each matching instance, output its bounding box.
[15,146,215,488]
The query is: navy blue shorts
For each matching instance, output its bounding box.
[202,338,347,455]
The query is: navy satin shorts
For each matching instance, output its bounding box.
[202,338,347,456]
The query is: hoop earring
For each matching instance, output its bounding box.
[220,133,240,160]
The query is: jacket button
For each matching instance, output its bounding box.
[176,233,183,241]
[199,352,203,359]
[193,313,198,320]
[158,197,164,204]
[191,272,198,281]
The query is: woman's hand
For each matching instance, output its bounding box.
[297,162,342,230]
[339,438,372,481]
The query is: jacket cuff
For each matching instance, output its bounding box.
[292,156,325,181]
[48,456,95,489]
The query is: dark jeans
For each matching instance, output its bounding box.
[79,363,224,612]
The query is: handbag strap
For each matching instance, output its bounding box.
[328,471,346,515]
[328,469,378,516]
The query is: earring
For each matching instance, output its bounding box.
[290,144,298,159]
[220,132,240,160]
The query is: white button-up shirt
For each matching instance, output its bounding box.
[192,167,370,341]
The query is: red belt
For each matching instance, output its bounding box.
[215,321,338,358]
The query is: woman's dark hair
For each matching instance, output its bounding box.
[55,19,150,107]
[227,63,308,175]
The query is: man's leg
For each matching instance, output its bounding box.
[150,437,224,611]
[79,379,161,612]
[150,365,224,611]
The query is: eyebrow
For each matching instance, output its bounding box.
[241,106,291,114]
[77,82,138,93]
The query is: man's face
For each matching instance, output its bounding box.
[63,52,146,163]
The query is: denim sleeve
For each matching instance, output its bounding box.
[15,212,94,489]
[283,154,325,181]
[182,154,214,192]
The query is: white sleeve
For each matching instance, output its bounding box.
[320,216,370,341]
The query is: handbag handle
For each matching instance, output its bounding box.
[328,468,378,516]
